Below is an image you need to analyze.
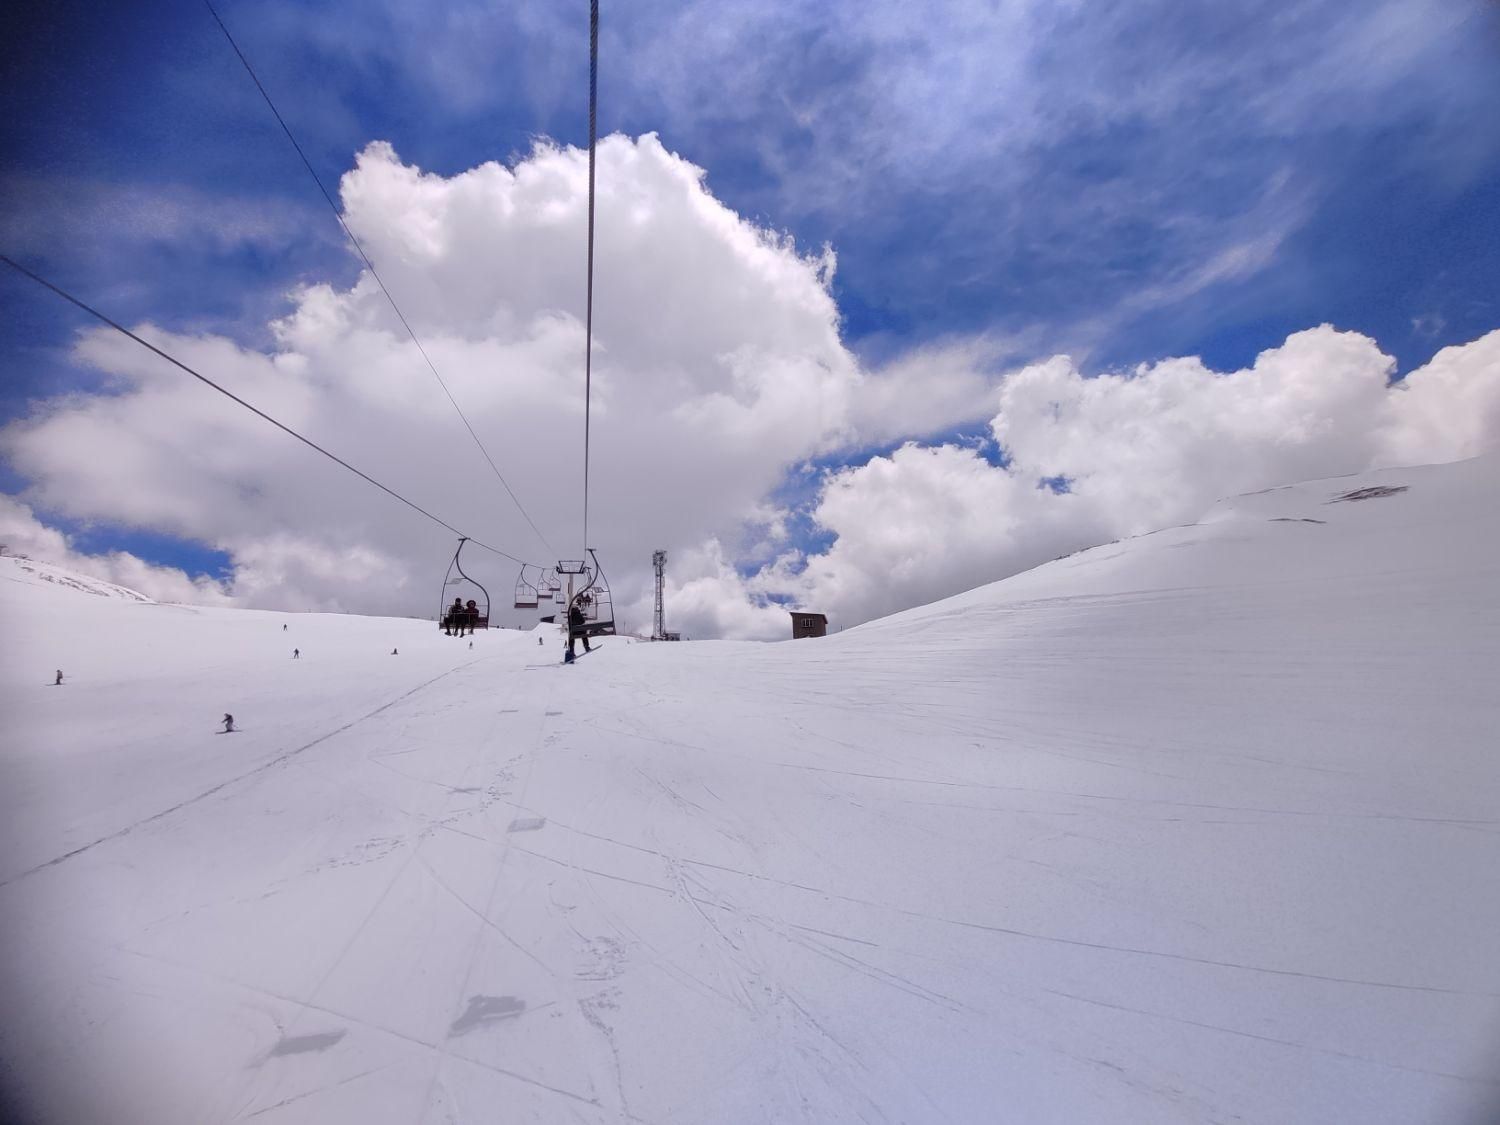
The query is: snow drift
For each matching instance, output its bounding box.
[2,455,1498,1124]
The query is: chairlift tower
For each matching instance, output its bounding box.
[652,550,667,641]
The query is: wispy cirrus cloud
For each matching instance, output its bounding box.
[8,0,1497,375]
[0,176,320,258]
[206,0,1497,358]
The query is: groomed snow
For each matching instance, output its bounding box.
[3,456,1498,1124]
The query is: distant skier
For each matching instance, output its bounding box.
[468,641,473,649]
[293,648,300,659]
[566,599,592,662]
[391,648,399,655]
[282,623,287,631]
[53,669,63,686]
[537,636,543,646]
[222,714,234,734]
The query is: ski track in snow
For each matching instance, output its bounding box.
[3,456,1500,1123]
[0,659,490,888]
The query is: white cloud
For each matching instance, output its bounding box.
[1380,330,1500,467]
[741,327,1500,629]
[0,176,321,259]
[991,327,1397,534]
[5,135,1499,639]
[1,136,970,627]
[621,538,789,641]
[848,334,1012,445]
[0,496,233,606]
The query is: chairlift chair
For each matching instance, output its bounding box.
[513,565,540,609]
[437,538,490,631]
[559,548,616,638]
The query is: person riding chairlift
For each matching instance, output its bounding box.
[446,596,464,636]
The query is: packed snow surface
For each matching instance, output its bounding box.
[3,456,1499,1124]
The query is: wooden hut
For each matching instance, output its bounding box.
[789,611,828,639]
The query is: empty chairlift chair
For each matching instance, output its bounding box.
[514,565,541,610]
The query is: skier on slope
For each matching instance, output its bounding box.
[566,597,592,662]
[222,714,234,733]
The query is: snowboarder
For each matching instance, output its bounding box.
[566,599,592,662]
[293,648,300,659]
[222,713,234,733]
[53,669,63,686]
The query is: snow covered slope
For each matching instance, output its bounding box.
[2,456,1498,1125]
[1,553,155,603]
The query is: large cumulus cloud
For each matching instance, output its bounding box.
[714,327,1500,635]
[2,136,931,626]
[5,136,1500,638]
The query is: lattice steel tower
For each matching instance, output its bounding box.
[652,549,667,640]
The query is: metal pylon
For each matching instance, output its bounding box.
[652,549,667,641]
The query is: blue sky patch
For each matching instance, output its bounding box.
[51,515,233,581]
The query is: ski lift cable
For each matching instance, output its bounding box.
[202,0,557,561]
[581,0,598,558]
[0,254,537,568]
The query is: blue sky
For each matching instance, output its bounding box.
[3,0,1499,584]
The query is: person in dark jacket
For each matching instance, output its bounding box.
[566,599,592,660]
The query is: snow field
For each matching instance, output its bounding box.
[2,456,1498,1123]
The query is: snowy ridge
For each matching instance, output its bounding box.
[2,456,1498,1125]
[0,553,156,603]
[858,452,1498,635]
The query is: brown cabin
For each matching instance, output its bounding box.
[789,611,828,639]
